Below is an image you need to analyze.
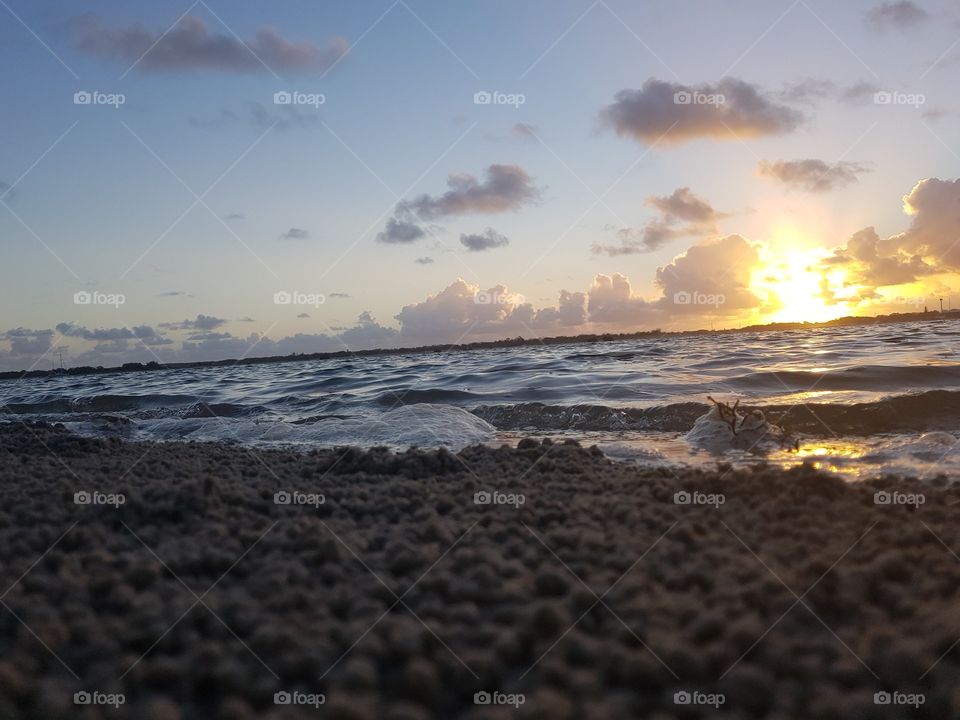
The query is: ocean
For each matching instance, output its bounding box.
[2,319,959,480]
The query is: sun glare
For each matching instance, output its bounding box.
[752,231,854,323]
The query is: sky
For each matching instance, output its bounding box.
[2,0,960,371]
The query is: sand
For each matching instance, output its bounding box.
[1,422,959,719]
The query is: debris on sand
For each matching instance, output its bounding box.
[686,396,798,453]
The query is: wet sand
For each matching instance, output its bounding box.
[1,423,958,719]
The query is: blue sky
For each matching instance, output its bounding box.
[2,0,959,370]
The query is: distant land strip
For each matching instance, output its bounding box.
[2,310,958,381]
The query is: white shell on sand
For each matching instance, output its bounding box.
[686,402,793,453]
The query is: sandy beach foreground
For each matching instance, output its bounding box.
[1,424,958,719]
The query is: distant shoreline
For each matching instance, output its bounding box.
[4,309,958,381]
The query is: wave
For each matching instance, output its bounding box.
[0,394,257,418]
[724,365,960,392]
[472,389,960,435]
[374,389,486,406]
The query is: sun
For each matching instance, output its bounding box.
[751,227,853,324]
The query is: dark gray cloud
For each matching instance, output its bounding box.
[648,187,720,224]
[159,314,227,331]
[296,313,310,319]
[402,164,538,220]
[594,187,724,255]
[460,228,510,252]
[2,328,54,358]
[281,227,310,240]
[377,218,426,244]
[758,159,871,192]
[601,78,802,145]
[55,322,170,345]
[378,164,538,245]
[866,1,928,30]
[415,256,434,265]
[70,15,348,73]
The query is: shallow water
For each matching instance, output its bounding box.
[1,319,958,479]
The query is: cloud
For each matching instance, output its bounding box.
[758,159,871,192]
[415,257,434,265]
[0,313,401,371]
[586,273,656,325]
[393,244,762,341]
[377,218,426,244]
[601,78,802,145]
[512,123,538,140]
[593,187,724,255]
[159,314,227,331]
[460,228,510,252]
[157,291,187,297]
[394,279,534,341]
[2,328,54,358]
[777,79,881,107]
[648,187,720,224]
[824,227,932,286]
[297,313,310,319]
[889,178,960,270]
[821,178,960,295]
[328,292,351,299]
[281,227,310,240]
[225,213,245,221]
[70,15,348,74]
[654,235,763,314]
[866,1,928,30]
[339,312,399,347]
[840,81,882,105]
[378,164,538,245]
[402,164,539,220]
[778,78,838,104]
[55,322,171,345]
